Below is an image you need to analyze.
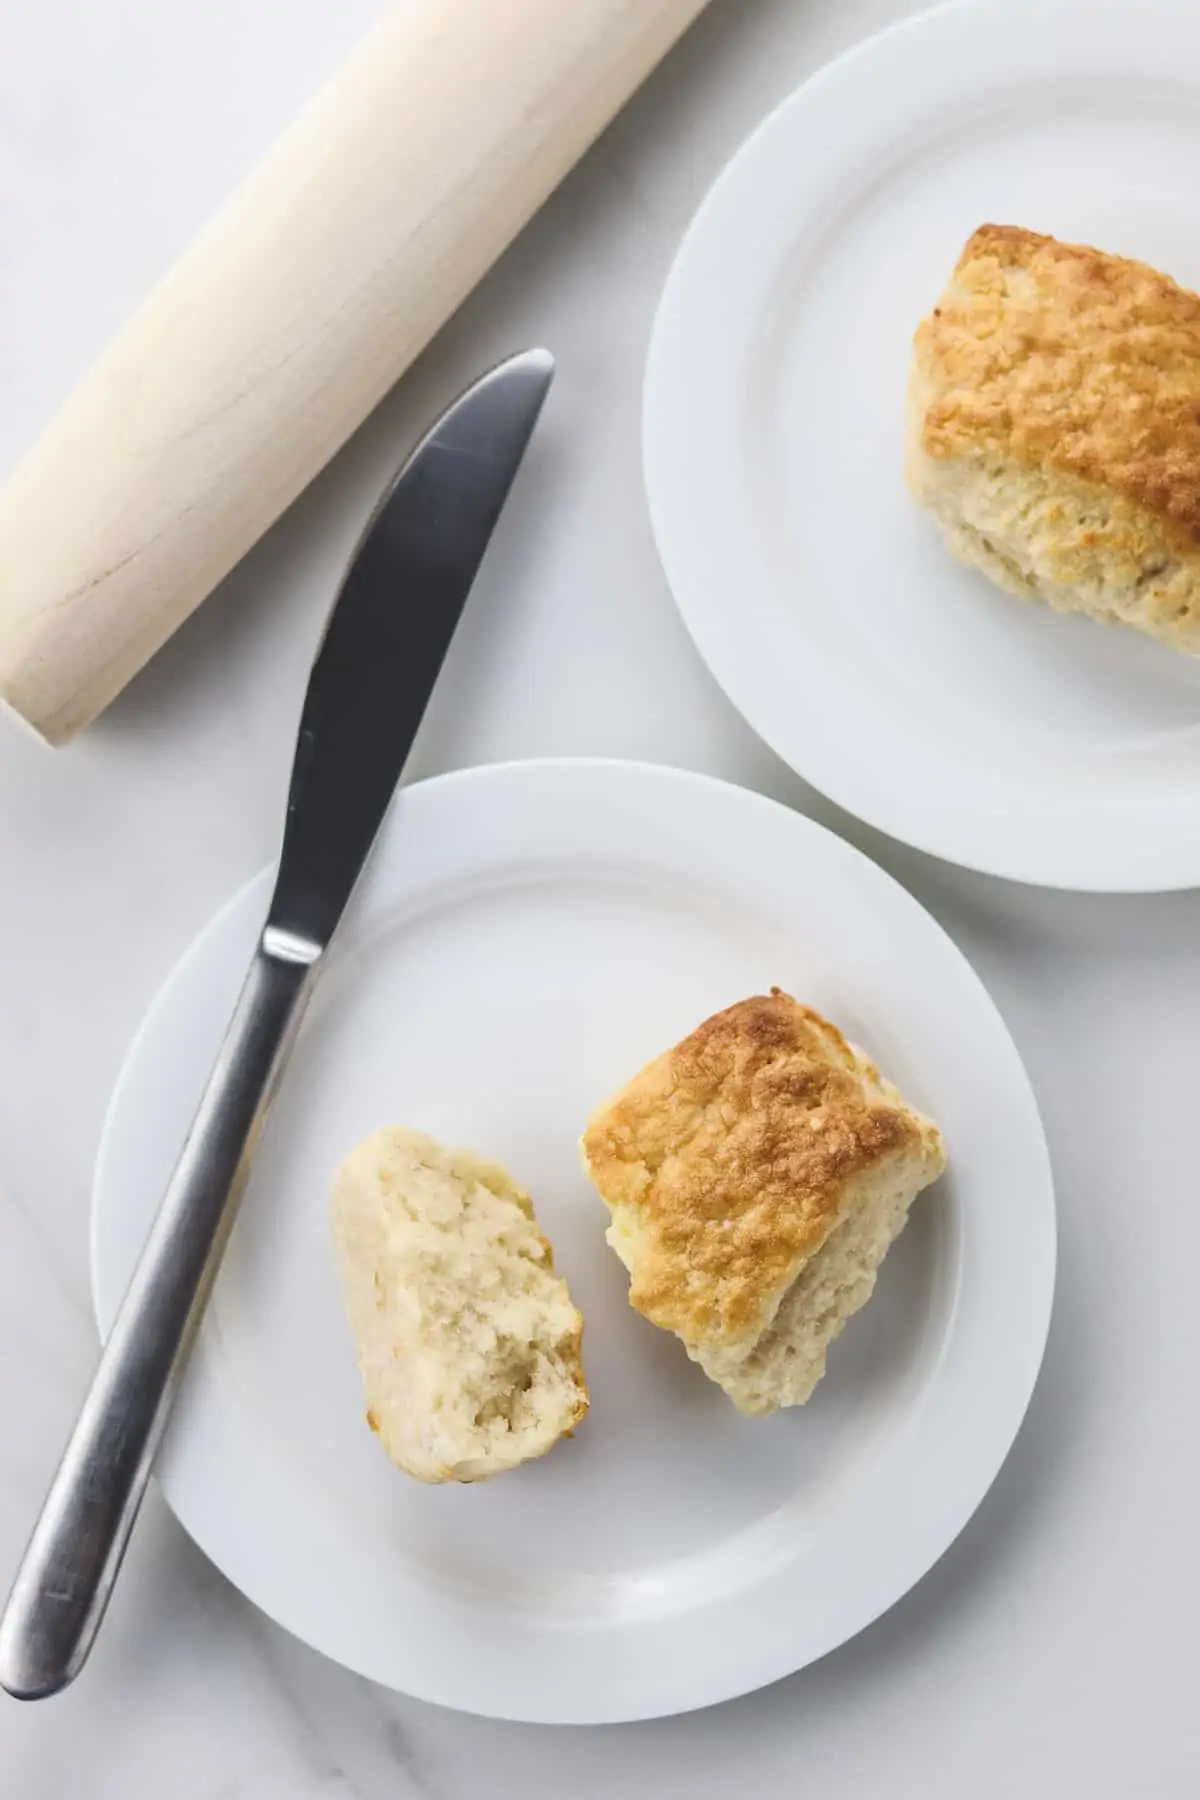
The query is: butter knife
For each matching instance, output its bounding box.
[0,346,554,1699]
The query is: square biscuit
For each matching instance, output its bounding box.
[581,991,945,1415]
[908,224,1200,651]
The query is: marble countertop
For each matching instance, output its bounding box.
[1,1,1197,1793]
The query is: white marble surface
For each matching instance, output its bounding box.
[1,0,1198,1792]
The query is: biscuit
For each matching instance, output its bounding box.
[908,224,1200,651]
[581,992,945,1414]
[331,1127,587,1481]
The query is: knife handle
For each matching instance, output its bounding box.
[0,943,316,1699]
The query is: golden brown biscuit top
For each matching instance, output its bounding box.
[915,224,1200,543]
[581,992,928,1347]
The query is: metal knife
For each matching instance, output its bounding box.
[0,346,554,1700]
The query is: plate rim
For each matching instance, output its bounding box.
[642,0,1200,893]
[91,756,1056,1722]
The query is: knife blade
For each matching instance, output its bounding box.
[0,347,553,1701]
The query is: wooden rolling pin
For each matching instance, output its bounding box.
[0,0,714,744]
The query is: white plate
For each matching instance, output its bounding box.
[92,760,1054,1722]
[644,0,1200,891]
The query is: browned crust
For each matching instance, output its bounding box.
[581,991,941,1348]
[915,224,1200,545]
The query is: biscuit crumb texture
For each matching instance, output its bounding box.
[331,1127,587,1482]
[908,224,1200,652]
[582,992,945,1416]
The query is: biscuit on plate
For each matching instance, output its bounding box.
[331,1127,587,1482]
[581,991,945,1416]
[908,224,1200,652]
